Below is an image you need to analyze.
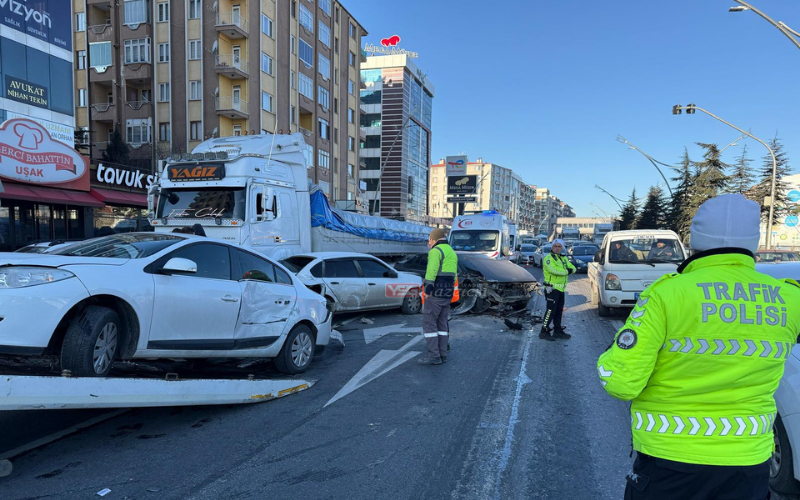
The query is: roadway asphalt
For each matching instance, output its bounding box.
[0,269,792,499]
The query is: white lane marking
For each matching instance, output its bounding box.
[492,331,534,500]
[324,336,422,407]
[363,323,420,344]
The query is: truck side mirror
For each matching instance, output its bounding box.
[594,250,602,262]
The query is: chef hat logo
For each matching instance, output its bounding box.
[13,123,44,150]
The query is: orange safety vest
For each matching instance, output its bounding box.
[421,277,459,304]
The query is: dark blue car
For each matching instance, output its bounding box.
[568,244,599,273]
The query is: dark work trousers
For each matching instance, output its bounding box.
[422,295,450,360]
[542,288,565,331]
[624,452,770,500]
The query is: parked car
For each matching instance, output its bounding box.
[518,244,538,265]
[0,233,332,377]
[532,244,553,268]
[280,252,423,315]
[395,252,537,314]
[754,261,800,495]
[756,250,800,263]
[15,240,82,254]
[568,244,600,273]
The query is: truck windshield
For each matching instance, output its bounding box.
[157,188,246,220]
[609,237,685,264]
[450,230,499,252]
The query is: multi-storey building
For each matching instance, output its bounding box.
[359,54,433,222]
[73,0,365,205]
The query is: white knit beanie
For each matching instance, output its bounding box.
[690,194,760,253]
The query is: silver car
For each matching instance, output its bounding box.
[281,252,423,315]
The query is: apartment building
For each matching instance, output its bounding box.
[359,54,434,222]
[533,188,574,237]
[73,0,366,205]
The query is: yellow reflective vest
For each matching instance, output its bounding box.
[543,252,575,292]
[597,251,800,465]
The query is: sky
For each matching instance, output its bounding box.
[346,0,800,218]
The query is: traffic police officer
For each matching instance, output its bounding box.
[598,194,800,499]
[419,228,458,365]
[540,239,576,341]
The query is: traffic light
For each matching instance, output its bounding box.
[672,104,682,115]
[686,103,696,114]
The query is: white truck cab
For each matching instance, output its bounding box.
[587,229,687,316]
[449,211,511,260]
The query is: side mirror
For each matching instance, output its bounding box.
[384,270,398,279]
[594,250,602,263]
[503,246,511,257]
[160,257,198,274]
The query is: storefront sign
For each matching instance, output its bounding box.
[445,155,468,177]
[364,35,419,59]
[0,118,89,190]
[5,76,49,109]
[167,164,226,182]
[96,164,155,191]
[5,112,73,146]
[447,175,477,195]
[0,0,72,51]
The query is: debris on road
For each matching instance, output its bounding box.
[360,318,374,325]
[330,330,345,346]
[0,459,12,477]
[504,319,524,331]
[97,488,112,497]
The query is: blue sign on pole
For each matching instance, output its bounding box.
[788,190,800,203]
[785,215,799,228]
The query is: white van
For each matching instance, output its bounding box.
[449,211,511,260]
[587,229,687,316]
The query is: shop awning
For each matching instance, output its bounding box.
[90,188,148,207]
[0,183,105,207]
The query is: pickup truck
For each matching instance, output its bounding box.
[587,230,686,316]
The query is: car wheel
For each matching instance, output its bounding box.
[598,301,611,318]
[61,306,121,377]
[771,414,800,494]
[472,297,491,314]
[275,325,315,375]
[401,290,422,315]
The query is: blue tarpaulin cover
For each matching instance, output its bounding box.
[309,184,430,242]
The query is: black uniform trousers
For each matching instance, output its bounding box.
[542,288,565,331]
[625,452,770,500]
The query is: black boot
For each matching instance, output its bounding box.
[539,329,554,341]
[553,327,571,340]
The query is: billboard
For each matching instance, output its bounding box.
[445,155,467,177]
[447,175,477,195]
[0,0,72,51]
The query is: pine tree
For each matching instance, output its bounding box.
[692,142,730,198]
[637,185,669,229]
[668,149,694,242]
[618,188,640,230]
[747,135,793,223]
[726,145,755,195]
[102,129,130,165]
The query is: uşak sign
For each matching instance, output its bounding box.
[0,0,72,51]
[0,118,89,191]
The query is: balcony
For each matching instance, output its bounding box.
[124,100,153,119]
[90,103,115,122]
[359,128,366,141]
[215,97,249,119]
[215,54,249,79]
[121,62,153,84]
[87,24,113,43]
[216,12,248,39]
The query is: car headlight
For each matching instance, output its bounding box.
[0,267,76,288]
[604,273,621,290]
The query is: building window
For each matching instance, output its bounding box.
[348,163,354,178]
[319,0,331,16]
[299,72,313,99]
[190,121,202,141]
[348,108,354,123]
[349,22,356,38]
[158,43,169,62]
[290,105,296,124]
[261,14,273,37]
[334,37,339,55]
[123,0,148,25]
[318,86,329,110]
[318,54,330,80]
[158,2,169,22]
[348,136,354,151]
[159,123,171,141]
[333,98,338,113]
[189,40,202,60]
[299,39,313,67]
[333,127,338,144]
[291,1,296,19]
[335,6,339,23]
[76,50,86,70]
[318,149,330,170]
[261,53,273,75]
[124,38,151,64]
[188,0,201,19]
[291,70,296,89]
[261,91,273,112]
[349,51,355,66]
[126,118,151,144]
[141,89,152,102]
[291,35,296,54]
[189,81,201,100]
[318,118,330,140]
[348,79,354,96]
[75,12,86,31]
[299,4,313,33]
[319,22,331,48]
[78,89,87,107]
[89,42,112,69]
[159,83,170,102]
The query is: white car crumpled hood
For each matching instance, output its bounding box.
[0,254,128,268]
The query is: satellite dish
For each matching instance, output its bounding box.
[212,1,218,10]
[212,127,219,136]
[214,87,219,97]
[211,41,218,54]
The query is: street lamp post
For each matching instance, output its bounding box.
[594,184,625,210]
[672,103,778,249]
[729,1,800,51]
[616,136,674,197]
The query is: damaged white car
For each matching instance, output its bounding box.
[0,233,332,377]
